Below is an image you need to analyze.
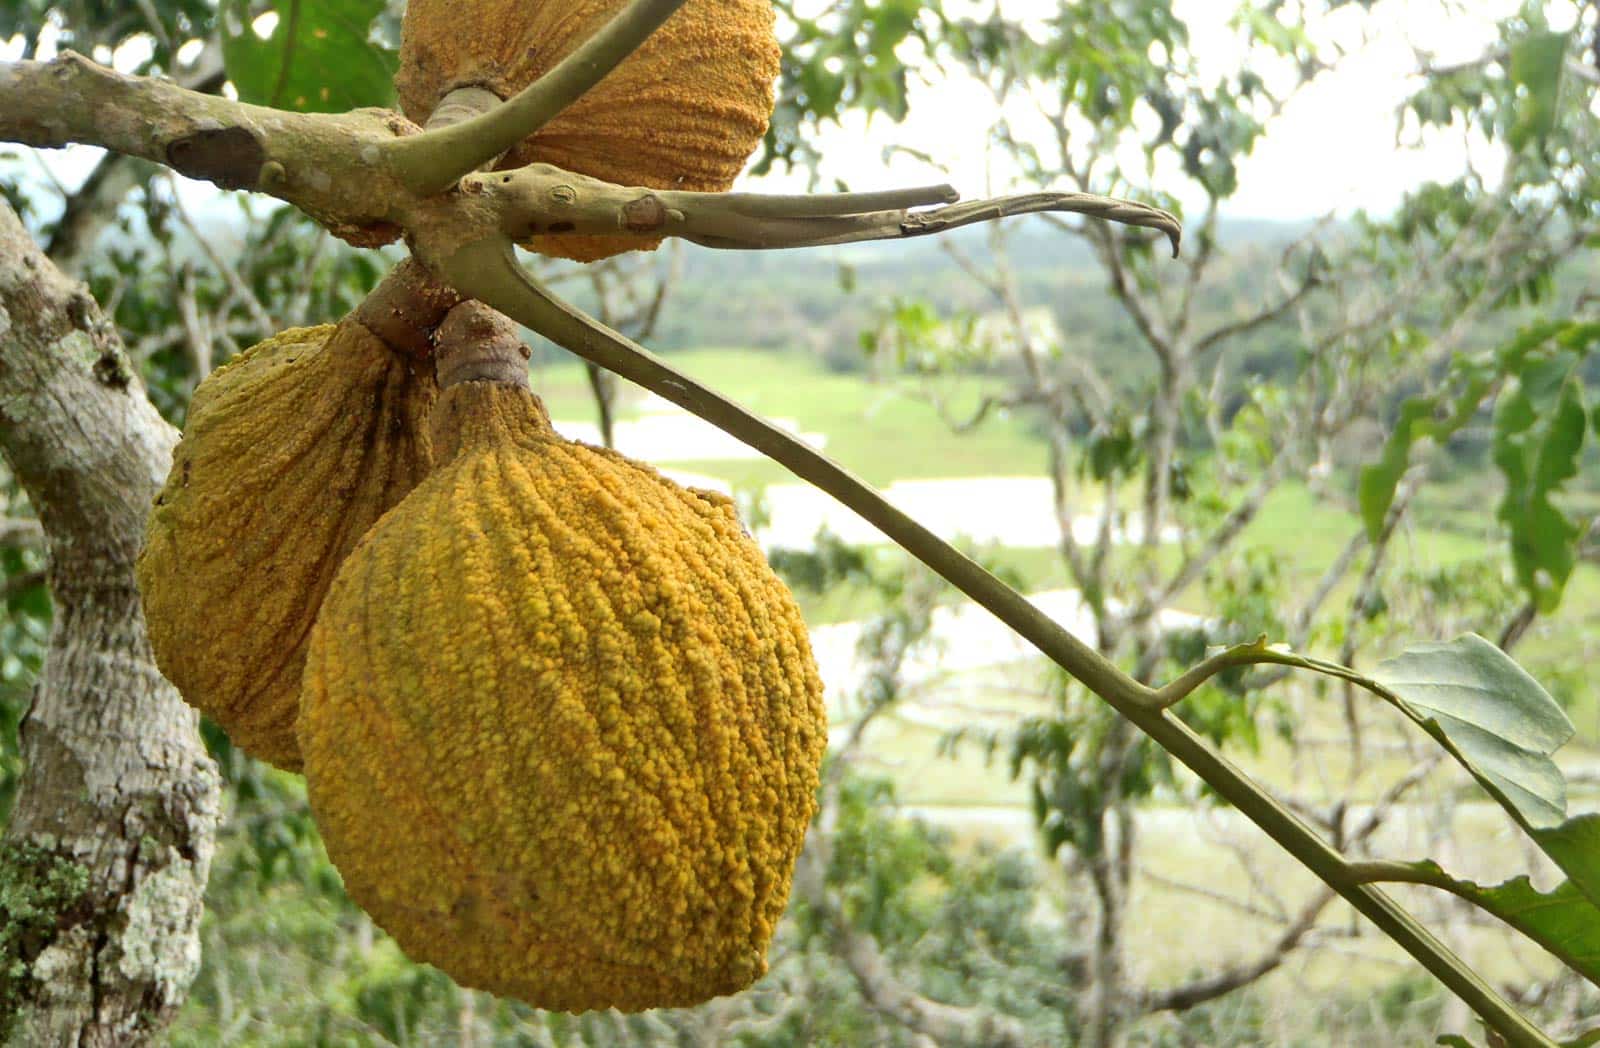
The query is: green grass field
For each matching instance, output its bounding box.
[532,347,1048,486]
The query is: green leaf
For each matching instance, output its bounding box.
[1388,852,1600,988]
[1371,634,1573,830]
[222,0,397,114]
[1529,813,1600,907]
[1359,374,1490,542]
[1359,397,1431,540]
[1506,29,1570,152]
[1359,642,1600,995]
[1493,357,1586,612]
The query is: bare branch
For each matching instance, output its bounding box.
[167,176,275,334]
[1139,754,1440,1015]
[1142,455,1290,619]
[45,154,148,277]
[0,53,414,243]
[1141,869,1289,924]
[173,263,213,379]
[1173,200,1221,334]
[283,227,331,327]
[473,165,1180,254]
[1334,468,1424,775]
[1191,257,1322,356]
[1140,885,1339,1014]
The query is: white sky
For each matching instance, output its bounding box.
[747,0,1549,218]
[0,1,1580,221]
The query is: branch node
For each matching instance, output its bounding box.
[165,126,266,190]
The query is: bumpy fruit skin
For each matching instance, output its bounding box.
[395,0,780,262]
[137,321,436,770]
[300,381,826,1012]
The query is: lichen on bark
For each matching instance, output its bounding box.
[0,841,91,1040]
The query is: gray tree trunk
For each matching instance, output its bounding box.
[0,199,220,1046]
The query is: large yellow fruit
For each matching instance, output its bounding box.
[137,318,436,770]
[299,378,826,1012]
[395,0,780,262]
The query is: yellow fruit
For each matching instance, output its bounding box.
[395,0,780,262]
[137,319,436,770]
[299,379,826,1012]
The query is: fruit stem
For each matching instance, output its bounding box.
[353,258,463,360]
[434,300,530,389]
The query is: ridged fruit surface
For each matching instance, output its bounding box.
[300,381,825,1012]
[395,0,779,261]
[137,320,436,770]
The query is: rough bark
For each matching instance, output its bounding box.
[0,199,220,1046]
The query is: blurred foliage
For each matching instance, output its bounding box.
[1361,319,1600,612]
[219,0,397,113]
[0,0,216,68]
[759,0,941,178]
[83,188,393,424]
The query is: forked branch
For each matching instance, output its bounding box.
[384,0,692,194]
[470,164,1181,254]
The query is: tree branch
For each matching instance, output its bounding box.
[1142,885,1338,1013]
[471,164,1179,254]
[44,154,149,277]
[0,53,416,245]
[1192,255,1322,356]
[0,198,221,1045]
[1143,454,1290,618]
[42,45,227,277]
[1139,754,1440,1014]
[166,176,275,334]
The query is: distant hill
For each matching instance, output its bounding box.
[548,216,1319,371]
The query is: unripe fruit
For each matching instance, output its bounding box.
[299,362,826,1011]
[138,317,436,769]
[395,0,781,261]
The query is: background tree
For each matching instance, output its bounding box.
[816,2,1600,1043]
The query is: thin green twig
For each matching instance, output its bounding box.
[386,0,691,195]
[1153,639,1370,708]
